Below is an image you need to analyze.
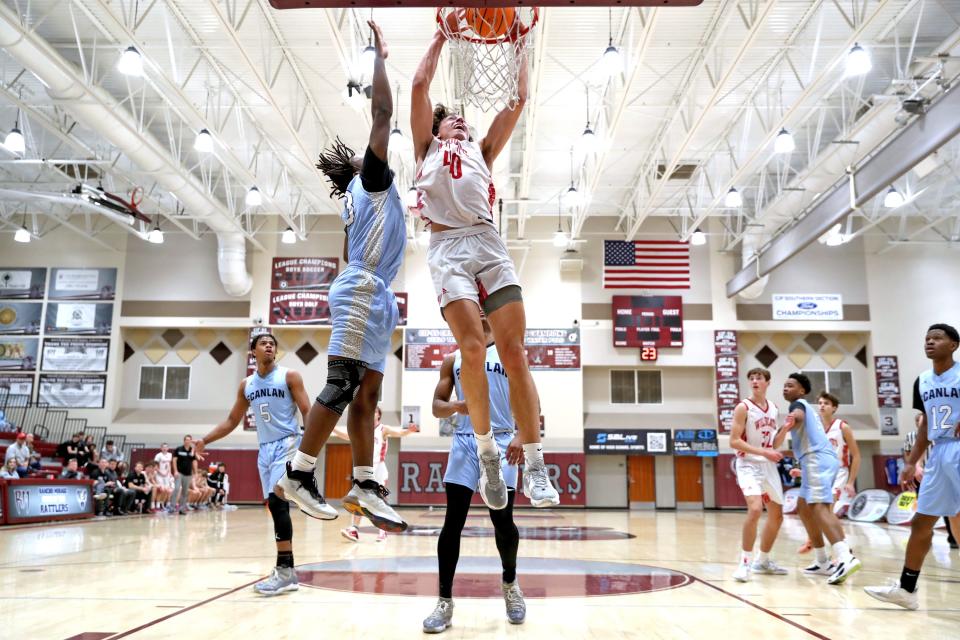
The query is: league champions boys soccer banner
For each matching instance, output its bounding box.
[404,328,580,371]
[268,258,338,325]
[714,331,740,434]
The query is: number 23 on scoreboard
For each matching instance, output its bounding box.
[640,346,658,361]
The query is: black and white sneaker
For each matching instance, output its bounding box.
[827,556,862,585]
[276,462,338,520]
[342,479,407,532]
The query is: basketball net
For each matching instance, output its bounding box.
[436,7,538,113]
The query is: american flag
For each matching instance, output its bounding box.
[603,240,690,289]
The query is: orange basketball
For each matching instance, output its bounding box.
[465,7,516,39]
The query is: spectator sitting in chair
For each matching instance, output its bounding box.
[106,459,135,515]
[5,432,30,477]
[60,458,83,480]
[25,434,42,473]
[88,459,112,515]
[1,458,20,479]
[126,462,151,514]
[144,461,167,512]
[57,432,82,465]
[101,440,123,463]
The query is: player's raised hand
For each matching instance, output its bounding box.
[442,8,463,36]
[762,449,783,463]
[367,20,388,60]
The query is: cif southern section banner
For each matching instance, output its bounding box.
[584,428,672,454]
[404,328,581,371]
[714,330,739,433]
[397,451,585,506]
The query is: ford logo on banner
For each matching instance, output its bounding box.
[797,302,817,309]
[772,294,843,320]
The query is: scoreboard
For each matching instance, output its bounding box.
[612,295,683,348]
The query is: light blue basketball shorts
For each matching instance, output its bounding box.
[328,266,398,374]
[444,431,518,492]
[259,433,301,500]
[799,450,840,504]
[918,439,960,517]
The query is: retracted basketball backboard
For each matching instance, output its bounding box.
[271,1,703,8]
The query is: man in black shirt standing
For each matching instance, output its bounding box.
[173,435,199,515]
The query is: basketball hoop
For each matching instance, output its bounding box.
[436,7,538,112]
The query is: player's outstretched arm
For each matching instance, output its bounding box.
[432,354,467,418]
[366,20,392,164]
[383,424,418,437]
[480,44,528,169]
[411,30,446,163]
[195,382,249,456]
[331,426,350,441]
[286,370,311,422]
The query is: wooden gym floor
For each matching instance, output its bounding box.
[1,507,958,639]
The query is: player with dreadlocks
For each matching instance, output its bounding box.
[278,20,408,533]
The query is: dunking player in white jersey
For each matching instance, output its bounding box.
[195,333,311,596]
[412,11,558,511]
[729,367,790,582]
[335,406,418,543]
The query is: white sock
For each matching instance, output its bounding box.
[475,431,498,456]
[832,540,852,562]
[353,466,375,483]
[522,443,544,466]
[757,551,769,564]
[814,546,828,565]
[739,550,751,566]
[292,451,316,473]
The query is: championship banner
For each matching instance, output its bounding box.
[41,338,110,372]
[404,328,580,370]
[886,491,918,525]
[874,355,902,408]
[714,330,739,434]
[398,451,586,506]
[44,303,113,335]
[269,291,331,325]
[673,429,719,456]
[848,489,893,522]
[0,302,42,335]
[584,428,671,455]
[47,268,117,300]
[0,268,46,299]
[38,374,106,409]
[271,257,338,290]
[0,338,38,371]
[771,294,843,320]
[0,374,34,398]
[2,480,94,524]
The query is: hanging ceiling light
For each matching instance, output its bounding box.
[342,81,366,111]
[774,127,795,154]
[724,187,742,208]
[690,228,706,246]
[883,186,904,208]
[194,128,213,153]
[360,41,376,81]
[565,147,582,208]
[281,227,297,244]
[245,186,262,207]
[388,86,406,150]
[553,198,568,248]
[845,43,872,77]
[4,127,24,154]
[117,46,144,77]
[578,87,598,154]
[404,186,419,209]
[146,217,164,244]
[600,8,623,79]
[13,212,30,243]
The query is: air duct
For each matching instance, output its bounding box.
[0,5,252,296]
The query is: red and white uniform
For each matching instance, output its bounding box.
[417,138,495,228]
[826,418,851,496]
[734,398,784,503]
[154,451,174,489]
[372,424,389,486]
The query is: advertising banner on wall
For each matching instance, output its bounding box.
[404,328,580,371]
[673,429,719,456]
[0,268,47,299]
[2,481,94,524]
[271,257,339,290]
[874,355,902,408]
[47,268,117,300]
[397,452,585,506]
[771,294,843,320]
[38,374,106,408]
[0,338,38,371]
[269,291,331,325]
[714,330,740,434]
[847,489,893,522]
[41,338,110,372]
[0,302,42,335]
[583,428,672,454]
[886,491,918,525]
[44,303,113,336]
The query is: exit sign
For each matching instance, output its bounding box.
[640,346,659,362]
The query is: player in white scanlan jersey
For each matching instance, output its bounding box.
[412,15,557,512]
[729,367,790,582]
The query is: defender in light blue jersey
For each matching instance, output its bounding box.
[195,333,313,596]
[782,373,861,585]
[278,21,407,536]
[867,324,960,610]
[425,317,525,633]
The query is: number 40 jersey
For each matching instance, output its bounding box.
[245,366,299,444]
[737,398,780,462]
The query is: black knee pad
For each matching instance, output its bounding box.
[315,358,367,416]
[267,492,293,542]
